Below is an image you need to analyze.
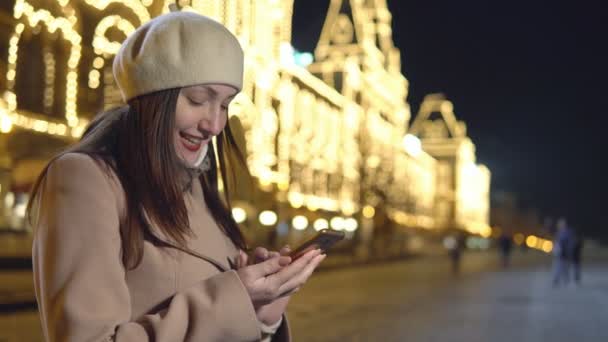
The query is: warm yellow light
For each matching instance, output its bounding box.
[288,192,304,208]
[292,215,308,230]
[330,217,344,231]
[526,235,538,248]
[277,180,289,191]
[259,179,272,188]
[362,205,375,218]
[12,0,83,129]
[88,69,101,89]
[344,218,358,232]
[259,210,278,226]
[306,199,319,212]
[402,134,422,157]
[6,70,16,81]
[366,155,381,169]
[93,57,104,69]
[542,240,553,253]
[14,202,26,218]
[89,78,100,89]
[1,115,12,133]
[513,233,525,245]
[83,0,150,23]
[232,207,247,223]
[341,201,356,216]
[480,226,492,238]
[69,122,86,137]
[4,192,15,208]
[313,218,329,231]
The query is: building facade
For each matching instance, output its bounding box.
[0,0,491,254]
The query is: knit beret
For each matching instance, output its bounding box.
[113,10,244,102]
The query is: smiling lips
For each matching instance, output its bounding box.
[179,131,205,152]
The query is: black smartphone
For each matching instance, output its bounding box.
[289,229,345,260]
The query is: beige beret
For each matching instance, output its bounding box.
[113,11,244,102]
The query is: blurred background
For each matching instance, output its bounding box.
[0,0,606,341]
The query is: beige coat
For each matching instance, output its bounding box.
[32,153,290,341]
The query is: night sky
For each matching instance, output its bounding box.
[291,0,608,239]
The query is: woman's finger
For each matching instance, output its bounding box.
[269,249,321,285]
[246,255,291,279]
[278,254,325,294]
[254,247,269,263]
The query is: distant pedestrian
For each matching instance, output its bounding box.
[571,230,584,285]
[445,233,464,275]
[498,233,513,268]
[552,218,572,287]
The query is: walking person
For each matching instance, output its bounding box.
[551,218,572,287]
[28,5,325,341]
[571,230,584,285]
[445,233,464,275]
[498,233,513,268]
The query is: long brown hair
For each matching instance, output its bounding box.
[27,88,248,269]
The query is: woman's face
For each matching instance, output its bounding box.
[174,84,237,166]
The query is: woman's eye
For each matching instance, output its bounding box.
[188,98,205,106]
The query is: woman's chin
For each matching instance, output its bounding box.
[177,151,200,167]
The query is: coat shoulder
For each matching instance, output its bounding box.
[47,152,126,217]
[50,152,111,178]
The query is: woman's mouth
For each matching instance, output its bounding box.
[179,132,204,152]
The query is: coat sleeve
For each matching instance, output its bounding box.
[259,315,291,342]
[32,153,261,342]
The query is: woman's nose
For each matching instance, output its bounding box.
[198,106,224,136]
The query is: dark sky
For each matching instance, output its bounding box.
[291,0,608,239]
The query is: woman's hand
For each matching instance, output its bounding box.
[251,246,326,325]
[236,246,326,323]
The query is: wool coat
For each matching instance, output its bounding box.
[32,153,290,341]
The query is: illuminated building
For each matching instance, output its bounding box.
[409,94,491,235]
[0,1,490,244]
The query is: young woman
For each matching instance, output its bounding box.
[29,8,325,341]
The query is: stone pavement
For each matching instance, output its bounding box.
[1,247,607,341]
[287,249,608,342]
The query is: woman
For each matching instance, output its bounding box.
[28,8,325,342]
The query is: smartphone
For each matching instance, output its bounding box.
[289,229,345,260]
